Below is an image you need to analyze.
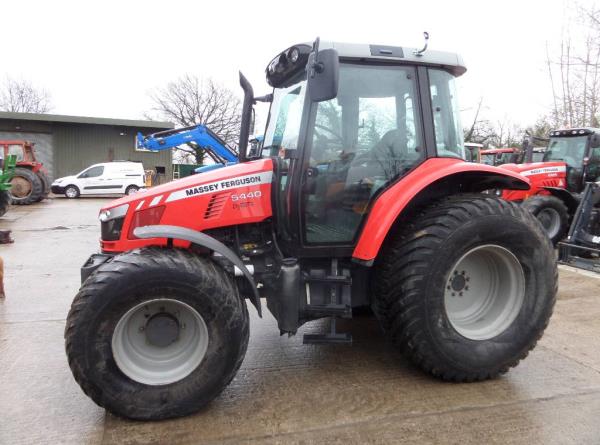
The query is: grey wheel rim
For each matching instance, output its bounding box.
[112,298,209,385]
[444,245,525,341]
[126,187,139,195]
[65,187,78,198]
[536,208,561,239]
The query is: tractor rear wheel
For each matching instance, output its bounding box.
[373,195,556,382]
[35,171,50,202]
[521,195,569,244]
[9,167,43,205]
[65,247,249,420]
[0,191,10,217]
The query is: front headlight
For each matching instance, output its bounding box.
[99,204,129,222]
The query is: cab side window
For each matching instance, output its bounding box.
[79,166,104,179]
[8,145,24,162]
[588,147,600,181]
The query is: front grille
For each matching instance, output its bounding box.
[101,217,124,241]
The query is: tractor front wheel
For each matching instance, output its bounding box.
[521,195,569,244]
[65,247,249,420]
[373,195,556,381]
[9,167,43,205]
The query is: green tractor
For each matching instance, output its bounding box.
[0,154,17,217]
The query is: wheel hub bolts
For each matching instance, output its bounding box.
[144,312,180,347]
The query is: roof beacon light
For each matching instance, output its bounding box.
[288,47,300,63]
[413,31,429,57]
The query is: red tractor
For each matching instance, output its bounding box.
[65,39,556,420]
[497,129,600,244]
[0,140,50,205]
[480,146,546,167]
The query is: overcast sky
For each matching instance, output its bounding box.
[1,0,591,130]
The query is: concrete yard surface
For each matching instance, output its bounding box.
[1,198,600,445]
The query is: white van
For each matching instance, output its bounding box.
[51,161,145,198]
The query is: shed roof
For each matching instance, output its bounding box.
[0,111,173,129]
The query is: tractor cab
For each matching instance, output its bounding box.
[543,129,600,192]
[245,41,467,253]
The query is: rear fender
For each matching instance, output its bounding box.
[352,158,530,263]
[133,225,261,316]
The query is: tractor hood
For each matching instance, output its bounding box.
[99,158,275,253]
[498,161,567,178]
[103,159,273,210]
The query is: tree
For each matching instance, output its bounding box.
[546,4,600,128]
[463,97,496,146]
[0,77,52,113]
[148,75,241,165]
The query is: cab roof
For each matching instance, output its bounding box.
[551,128,600,137]
[319,40,467,77]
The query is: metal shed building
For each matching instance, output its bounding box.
[0,111,174,182]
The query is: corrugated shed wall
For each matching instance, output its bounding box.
[0,119,173,181]
[0,131,54,180]
[53,124,172,179]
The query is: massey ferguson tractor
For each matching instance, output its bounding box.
[65,38,556,420]
[497,129,600,244]
[0,140,50,205]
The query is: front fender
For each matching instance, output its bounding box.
[133,225,261,316]
[352,158,530,263]
[543,186,579,214]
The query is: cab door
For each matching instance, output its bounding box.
[298,63,425,250]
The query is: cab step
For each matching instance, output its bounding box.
[304,304,351,317]
[303,317,352,344]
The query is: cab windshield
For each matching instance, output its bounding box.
[544,136,587,168]
[262,80,306,158]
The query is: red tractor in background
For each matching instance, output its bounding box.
[0,140,50,205]
[497,128,600,244]
[65,38,556,420]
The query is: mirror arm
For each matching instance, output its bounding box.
[254,94,273,103]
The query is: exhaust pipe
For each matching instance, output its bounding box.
[238,71,254,162]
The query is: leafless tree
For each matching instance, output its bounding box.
[546,3,600,128]
[0,77,53,113]
[463,98,498,146]
[148,75,241,164]
[490,118,523,148]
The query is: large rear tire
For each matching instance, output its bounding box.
[9,167,43,205]
[373,195,556,381]
[35,171,50,202]
[521,195,569,244]
[65,247,249,420]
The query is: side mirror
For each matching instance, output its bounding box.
[590,133,600,148]
[307,48,339,102]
